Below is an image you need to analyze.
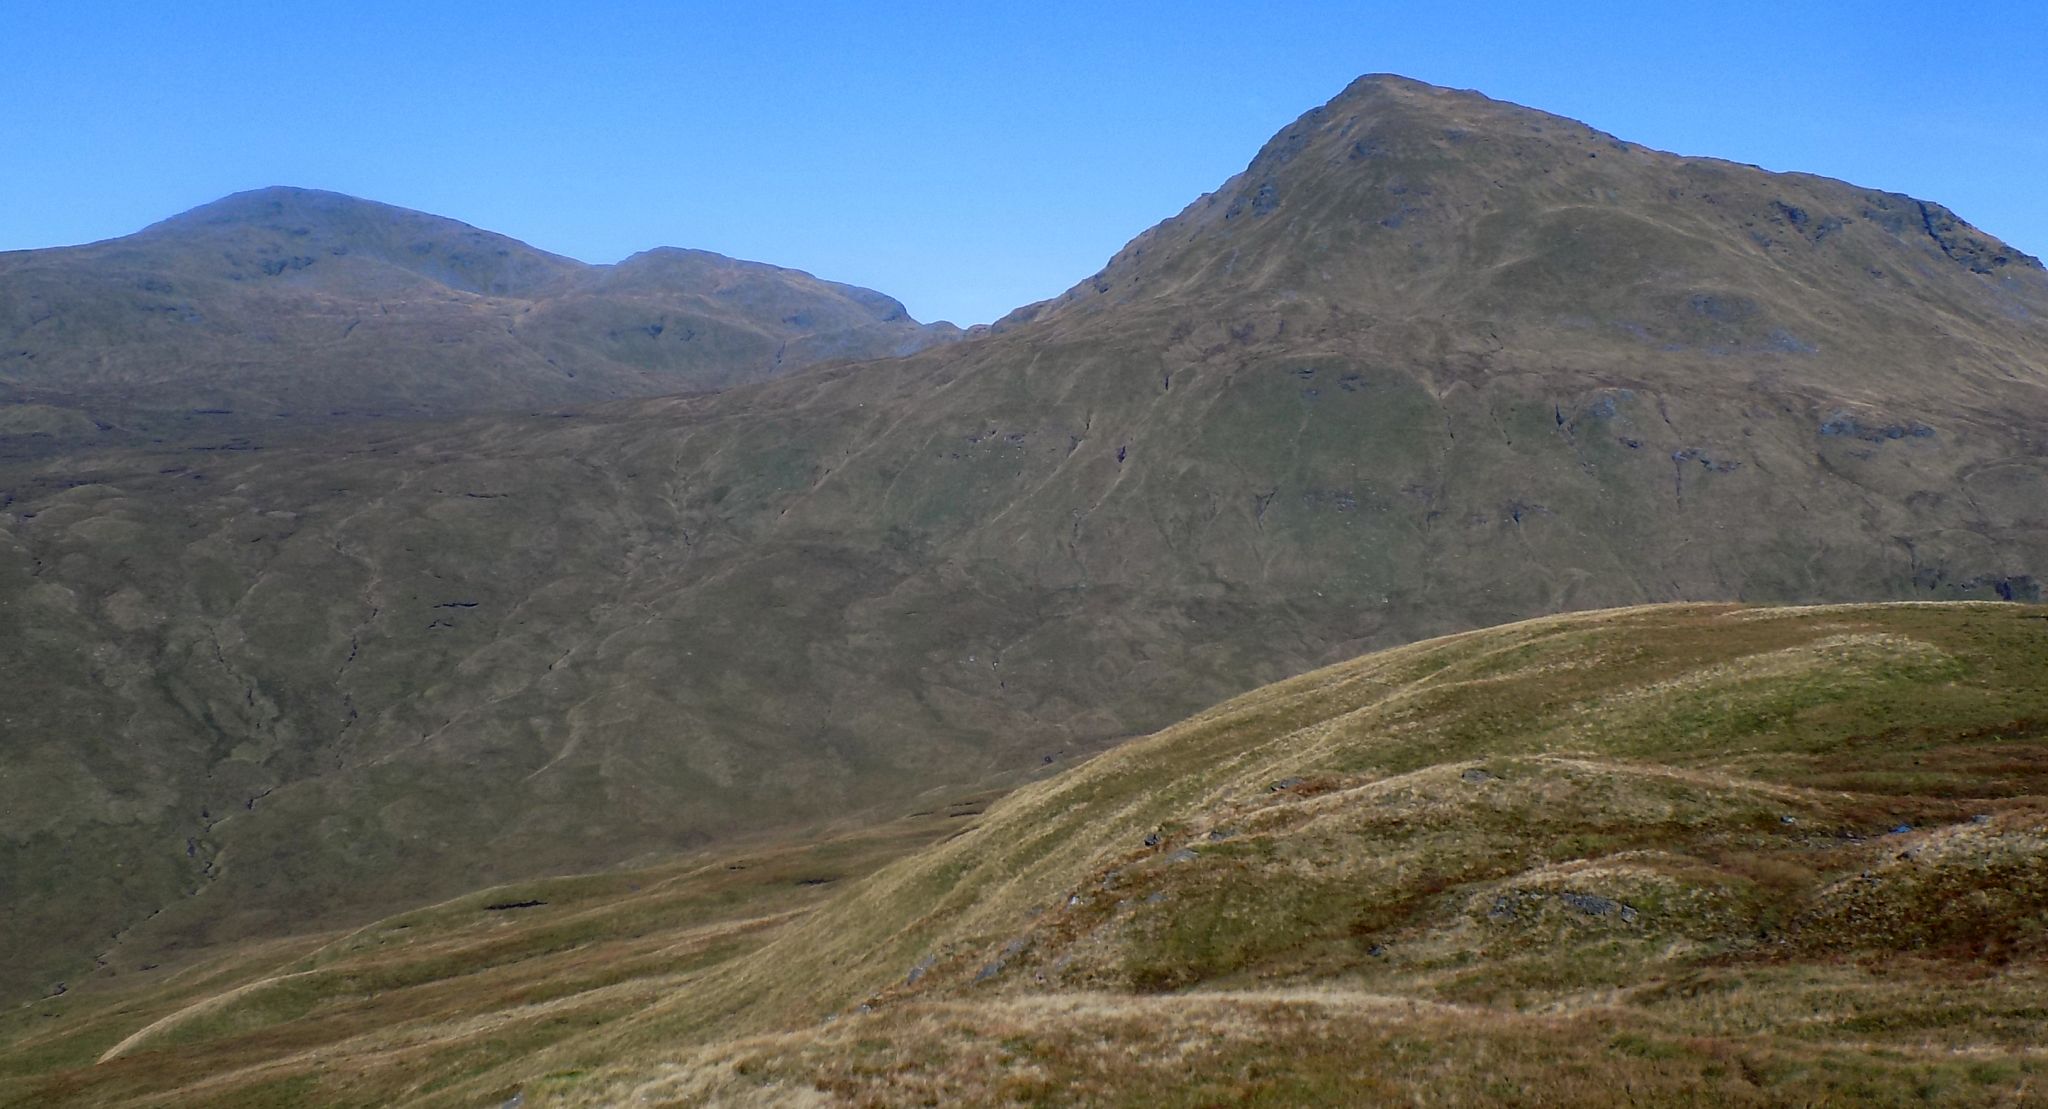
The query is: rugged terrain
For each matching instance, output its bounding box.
[0,186,957,441]
[3,74,2046,1007]
[4,603,2045,1105]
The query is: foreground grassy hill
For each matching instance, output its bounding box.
[4,75,2047,1005]
[0,187,957,439]
[5,602,2045,1105]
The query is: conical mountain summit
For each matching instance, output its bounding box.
[1005,75,2044,406]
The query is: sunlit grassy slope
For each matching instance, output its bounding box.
[7,601,2047,1106]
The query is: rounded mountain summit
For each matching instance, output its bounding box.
[0,186,960,431]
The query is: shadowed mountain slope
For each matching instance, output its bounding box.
[2,76,2046,1005]
[5,603,2046,1106]
[0,187,957,435]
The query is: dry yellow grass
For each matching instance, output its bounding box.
[6,602,2047,1106]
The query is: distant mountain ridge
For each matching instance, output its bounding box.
[0,186,957,436]
[2,76,2046,1007]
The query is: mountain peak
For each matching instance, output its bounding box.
[114,185,588,297]
[144,186,497,242]
[0,189,955,421]
[1328,71,1480,108]
[996,73,2044,346]
[156,184,394,222]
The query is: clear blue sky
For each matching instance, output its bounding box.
[4,1,2044,325]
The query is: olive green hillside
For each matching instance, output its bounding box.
[0,187,957,438]
[3,75,2046,1006]
[6,602,2046,1106]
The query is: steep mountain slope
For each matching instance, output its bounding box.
[0,187,956,435]
[5,603,2045,1106]
[3,76,2046,1005]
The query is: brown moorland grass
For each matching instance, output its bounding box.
[5,601,2047,1106]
